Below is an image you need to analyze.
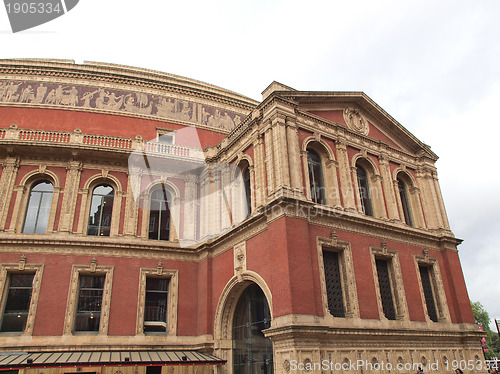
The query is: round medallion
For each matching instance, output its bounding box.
[343,107,369,135]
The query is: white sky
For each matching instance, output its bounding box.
[1,0,499,327]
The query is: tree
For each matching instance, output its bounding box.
[471,301,491,331]
[471,301,500,359]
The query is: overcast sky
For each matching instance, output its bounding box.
[1,0,499,327]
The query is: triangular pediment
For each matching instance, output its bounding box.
[264,87,436,159]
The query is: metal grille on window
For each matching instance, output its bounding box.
[375,259,396,320]
[75,275,105,332]
[323,251,345,317]
[419,265,438,322]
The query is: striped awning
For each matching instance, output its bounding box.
[0,350,225,370]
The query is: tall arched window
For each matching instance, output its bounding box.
[87,184,114,236]
[242,166,251,218]
[233,283,273,373]
[356,164,373,216]
[307,149,326,205]
[397,176,413,226]
[23,181,54,233]
[149,187,171,241]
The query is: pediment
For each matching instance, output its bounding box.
[267,89,436,159]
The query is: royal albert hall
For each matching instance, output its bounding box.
[0,59,484,374]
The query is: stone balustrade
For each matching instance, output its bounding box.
[0,125,204,160]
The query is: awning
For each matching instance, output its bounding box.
[0,350,226,370]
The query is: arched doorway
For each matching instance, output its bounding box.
[232,283,273,373]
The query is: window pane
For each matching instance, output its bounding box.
[23,181,53,233]
[87,185,114,236]
[307,149,326,205]
[243,167,251,217]
[357,165,373,216]
[149,189,170,241]
[1,274,35,332]
[144,277,169,333]
[75,275,104,332]
[398,178,413,226]
[232,284,273,374]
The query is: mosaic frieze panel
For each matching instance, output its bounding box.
[0,80,246,131]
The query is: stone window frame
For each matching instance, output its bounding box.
[393,168,426,228]
[301,136,341,208]
[414,250,451,323]
[136,265,178,336]
[0,258,43,335]
[156,127,176,144]
[76,172,123,237]
[317,232,360,321]
[140,181,181,242]
[11,169,61,233]
[351,154,386,219]
[369,242,409,321]
[63,262,114,335]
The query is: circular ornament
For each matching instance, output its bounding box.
[343,107,369,135]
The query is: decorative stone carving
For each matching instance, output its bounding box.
[343,107,369,135]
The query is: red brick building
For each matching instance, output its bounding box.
[0,59,483,374]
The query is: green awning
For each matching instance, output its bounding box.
[0,350,225,370]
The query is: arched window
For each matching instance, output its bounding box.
[242,166,251,218]
[397,176,413,226]
[87,184,114,236]
[307,149,326,205]
[356,164,373,216]
[233,283,273,373]
[149,187,171,241]
[22,181,54,233]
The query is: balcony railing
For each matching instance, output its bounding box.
[0,125,204,160]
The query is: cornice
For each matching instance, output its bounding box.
[0,59,258,110]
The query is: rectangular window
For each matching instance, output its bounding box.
[0,274,34,332]
[419,265,438,322]
[144,277,169,333]
[75,275,105,332]
[375,259,396,320]
[322,251,345,317]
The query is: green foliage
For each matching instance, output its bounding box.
[471,301,500,359]
[471,301,491,331]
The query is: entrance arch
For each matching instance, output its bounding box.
[214,273,273,374]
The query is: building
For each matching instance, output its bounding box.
[0,59,484,374]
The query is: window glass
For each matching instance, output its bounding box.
[243,167,251,217]
[232,284,273,373]
[307,149,326,205]
[149,188,170,241]
[0,274,34,332]
[87,185,114,236]
[23,181,53,233]
[356,165,373,216]
[75,275,105,332]
[144,277,169,332]
[398,177,413,226]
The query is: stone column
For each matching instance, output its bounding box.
[253,133,266,208]
[378,153,399,220]
[0,156,20,231]
[58,160,83,233]
[335,140,356,210]
[264,126,275,196]
[271,116,290,191]
[286,121,303,197]
[123,167,142,237]
[184,174,197,242]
